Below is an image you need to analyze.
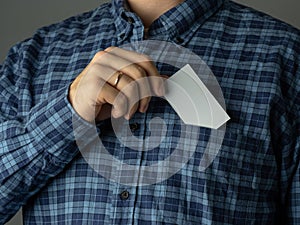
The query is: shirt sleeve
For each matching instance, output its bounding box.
[284,43,300,225]
[0,42,98,223]
[271,30,300,224]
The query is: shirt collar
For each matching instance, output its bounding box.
[111,0,225,42]
[151,0,225,38]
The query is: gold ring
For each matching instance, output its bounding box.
[114,71,123,87]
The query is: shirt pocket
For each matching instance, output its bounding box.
[222,128,276,191]
[213,128,278,222]
[157,127,278,224]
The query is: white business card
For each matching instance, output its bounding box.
[164,64,230,129]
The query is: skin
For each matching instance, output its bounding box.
[127,0,184,28]
[68,0,184,122]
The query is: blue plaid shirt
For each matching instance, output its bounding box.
[1,0,300,224]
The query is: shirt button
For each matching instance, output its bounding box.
[120,190,130,200]
[127,17,134,24]
[119,33,126,39]
[129,123,140,132]
[175,36,184,44]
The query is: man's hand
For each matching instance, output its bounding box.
[68,47,164,122]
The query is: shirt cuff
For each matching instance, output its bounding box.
[26,85,100,164]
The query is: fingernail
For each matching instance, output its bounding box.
[125,114,131,120]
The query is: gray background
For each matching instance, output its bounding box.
[1,0,299,224]
[1,0,300,62]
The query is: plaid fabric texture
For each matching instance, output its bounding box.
[0,0,299,224]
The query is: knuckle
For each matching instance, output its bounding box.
[88,63,102,75]
[104,46,116,52]
[93,51,106,60]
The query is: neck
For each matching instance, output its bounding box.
[127,0,184,28]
